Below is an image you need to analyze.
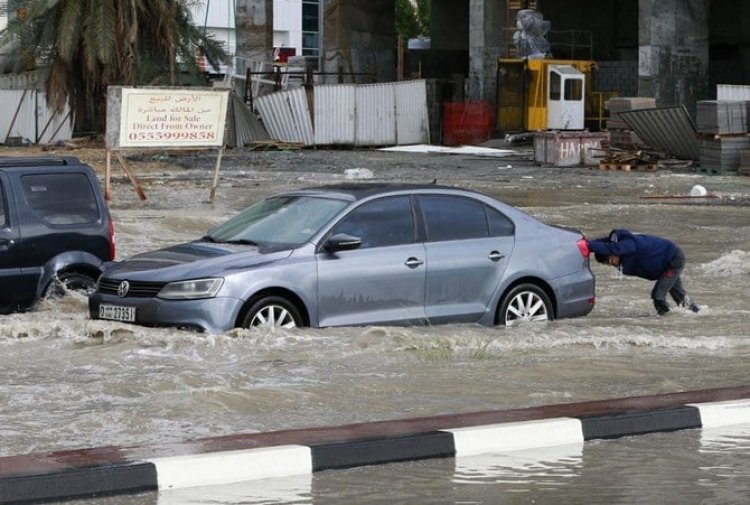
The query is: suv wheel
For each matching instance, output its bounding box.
[45,272,97,298]
[498,283,553,326]
[242,296,302,329]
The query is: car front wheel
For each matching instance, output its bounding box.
[498,284,553,326]
[242,296,302,329]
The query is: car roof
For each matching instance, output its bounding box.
[285,182,479,201]
[0,156,87,172]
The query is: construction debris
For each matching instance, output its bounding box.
[246,140,304,151]
[594,146,660,172]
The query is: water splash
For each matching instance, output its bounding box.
[702,250,750,276]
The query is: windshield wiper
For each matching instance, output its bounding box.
[200,236,262,247]
[224,239,261,246]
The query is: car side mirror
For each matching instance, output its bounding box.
[324,233,363,252]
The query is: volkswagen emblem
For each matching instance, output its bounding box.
[117,280,130,298]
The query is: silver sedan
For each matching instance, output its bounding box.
[89,184,595,333]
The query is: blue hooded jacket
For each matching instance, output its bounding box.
[587,229,678,280]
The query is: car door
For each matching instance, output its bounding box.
[0,175,24,313]
[418,194,515,323]
[316,195,427,327]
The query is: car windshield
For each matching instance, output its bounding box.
[205,195,349,246]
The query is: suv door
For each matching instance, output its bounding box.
[0,175,26,313]
[316,196,427,327]
[418,194,515,323]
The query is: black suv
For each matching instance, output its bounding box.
[0,156,114,313]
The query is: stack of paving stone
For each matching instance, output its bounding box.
[739,148,750,176]
[696,100,750,174]
[605,97,656,147]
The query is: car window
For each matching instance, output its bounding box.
[330,196,414,248]
[419,195,488,242]
[20,173,99,225]
[486,206,515,236]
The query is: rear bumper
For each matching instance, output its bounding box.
[551,269,596,319]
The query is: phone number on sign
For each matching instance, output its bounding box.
[127,131,217,141]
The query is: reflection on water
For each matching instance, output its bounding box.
[452,443,583,486]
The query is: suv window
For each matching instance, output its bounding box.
[21,173,99,225]
[331,196,414,248]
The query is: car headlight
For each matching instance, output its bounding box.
[157,278,224,300]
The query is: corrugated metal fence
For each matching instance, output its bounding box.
[255,80,429,147]
[0,89,73,145]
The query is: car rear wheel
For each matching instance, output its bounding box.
[44,272,98,298]
[498,284,553,326]
[242,296,302,329]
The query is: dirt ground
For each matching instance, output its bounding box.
[2,139,750,211]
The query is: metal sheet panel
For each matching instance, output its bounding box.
[354,83,396,147]
[619,106,700,160]
[395,80,430,145]
[315,85,356,145]
[255,88,314,146]
[227,93,270,147]
[717,85,750,101]
[0,90,73,144]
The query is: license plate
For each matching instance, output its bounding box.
[99,304,136,322]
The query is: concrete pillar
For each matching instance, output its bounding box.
[468,0,503,102]
[235,0,274,74]
[322,0,395,83]
[638,0,709,118]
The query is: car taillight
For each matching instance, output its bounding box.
[577,237,590,258]
[109,219,116,260]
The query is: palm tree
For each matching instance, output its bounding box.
[0,0,229,134]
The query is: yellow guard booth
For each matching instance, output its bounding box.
[496,58,598,132]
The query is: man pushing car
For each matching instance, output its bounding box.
[587,229,700,316]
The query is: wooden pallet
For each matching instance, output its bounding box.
[597,162,658,172]
[696,132,750,140]
[739,167,750,176]
[247,140,304,151]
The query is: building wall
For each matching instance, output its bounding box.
[322,0,395,83]
[638,0,709,117]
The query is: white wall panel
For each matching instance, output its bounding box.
[0,90,73,144]
[717,84,750,101]
[355,83,396,146]
[314,85,356,145]
[395,80,430,145]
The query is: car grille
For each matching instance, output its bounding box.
[97,278,166,297]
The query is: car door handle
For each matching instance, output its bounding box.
[404,257,424,268]
[488,251,505,262]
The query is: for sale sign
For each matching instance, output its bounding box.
[106,86,228,149]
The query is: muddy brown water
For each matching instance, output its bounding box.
[2,146,749,503]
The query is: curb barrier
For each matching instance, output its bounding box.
[2,387,750,503]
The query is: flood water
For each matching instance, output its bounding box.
[1,148,749,503]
